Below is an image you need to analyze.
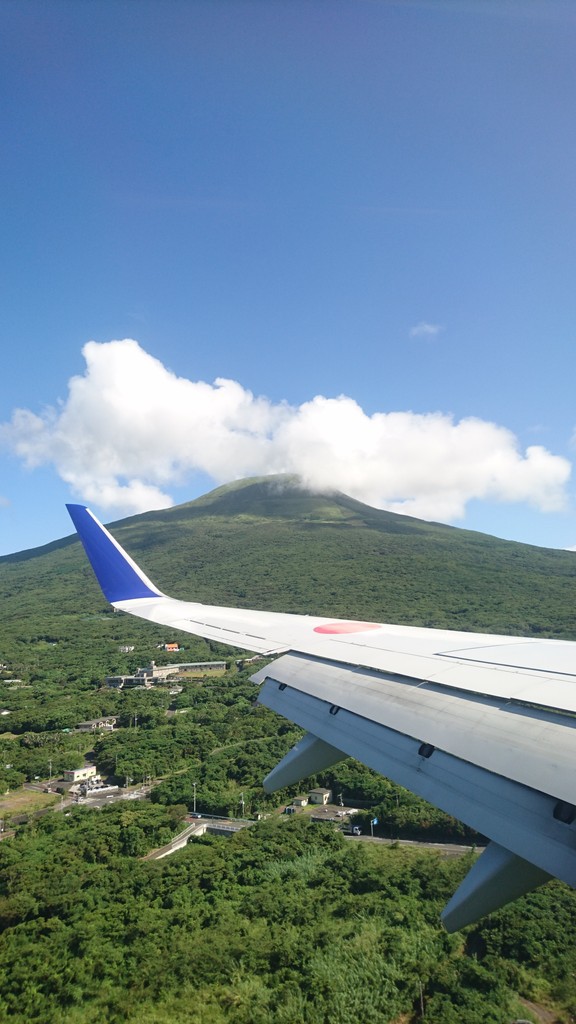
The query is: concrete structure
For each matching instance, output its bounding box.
[105,660,227,688]
[148,660,227,679]
[105,672,151,689]
[309,788,332,805]
[82,784,119,798]
[145,818,252,860]
[64,765,97,783]
[291,796,308,807]
[76,717,116,732]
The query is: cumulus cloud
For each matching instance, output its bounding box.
[0,339,571,523]
[409,321,443,338]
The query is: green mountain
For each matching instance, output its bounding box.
[2,474,576,684]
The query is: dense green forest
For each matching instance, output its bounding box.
[1,808,575,1024]
[1,477,576,1021]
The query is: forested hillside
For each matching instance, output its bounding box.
[1,476,575,1022]
[1,806,575,1024]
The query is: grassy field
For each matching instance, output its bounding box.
[0,788,59,817]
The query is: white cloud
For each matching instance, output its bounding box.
[0,338,571,523]
[409,321,443,338]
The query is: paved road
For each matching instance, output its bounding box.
[518,996,561,1023]
[347,834,485,856]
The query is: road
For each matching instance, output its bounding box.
[143,816,252,860]
[348,834,485,856]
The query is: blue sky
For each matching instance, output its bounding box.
[2,0,576,555]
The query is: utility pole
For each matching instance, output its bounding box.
[48,759,52,791]
[193,781,197,814]
[239,792,245,817]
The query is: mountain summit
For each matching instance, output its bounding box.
[146,474,455,536]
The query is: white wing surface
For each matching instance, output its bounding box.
[67,504,576,930]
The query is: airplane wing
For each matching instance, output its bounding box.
[67,503,576,930]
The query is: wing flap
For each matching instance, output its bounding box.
[257,671,576,926]
[253,652,576,807]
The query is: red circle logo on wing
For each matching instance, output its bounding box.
[313,621,380,634]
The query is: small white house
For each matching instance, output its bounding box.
[64,765,98,784]
[308,788,332,806]
[76,717,116,732]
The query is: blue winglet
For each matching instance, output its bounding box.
[66,504,162,603]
